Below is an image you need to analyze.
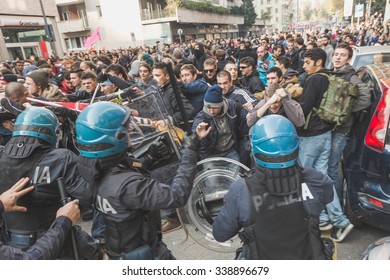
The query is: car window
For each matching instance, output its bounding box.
[354,53,390,69]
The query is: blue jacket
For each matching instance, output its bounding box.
[257,52,275,86]
[192,99,249,163]
[180,80,209,113]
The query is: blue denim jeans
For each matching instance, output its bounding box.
[327,132,347,200]
[320,187,350,228]
[298,131,332,175]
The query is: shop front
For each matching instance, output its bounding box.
[0,18,54,61]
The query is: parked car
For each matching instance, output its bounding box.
[351,46,390,70]
[342,62,390,232]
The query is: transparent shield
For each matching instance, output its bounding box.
[179,157,250,253]
[126,93,182,168]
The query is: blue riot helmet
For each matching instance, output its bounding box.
[76,102,131,158]
[13,107,59,145]
[251,115,299,169]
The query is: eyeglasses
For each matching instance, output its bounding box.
[239,66,249,69]
[204,69,215,73]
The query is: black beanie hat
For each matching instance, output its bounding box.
[27,70,49,89]
[0,74,18,84]
[204,84,223,107]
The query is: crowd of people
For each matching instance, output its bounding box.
[0,20,383,260]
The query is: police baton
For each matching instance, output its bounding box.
[57,177,80,260]
[165,62,192,135]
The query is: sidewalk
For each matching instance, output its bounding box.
[80,219,237,260]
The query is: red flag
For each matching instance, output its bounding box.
[84,27,101,48]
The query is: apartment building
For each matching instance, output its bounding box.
[0,0,63,61]
[255,0,297,32]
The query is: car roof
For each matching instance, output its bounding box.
[364,63,390,81]
[353,46,390,54]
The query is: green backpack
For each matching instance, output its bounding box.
[304,73,359,129]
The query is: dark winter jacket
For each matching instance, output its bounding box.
[192,99,249,162]
[239,70,265,94]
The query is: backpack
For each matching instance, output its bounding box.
[304,73,359,129]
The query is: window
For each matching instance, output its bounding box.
[261,0,263,4]
[62,11,70,21]
[275,8,278,13]
[267,0,271,4]
[276,17,279,22]
[96,5,103,17]
[65,36,88,50]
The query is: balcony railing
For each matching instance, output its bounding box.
[57,18,90,34]
[141,9,176,21]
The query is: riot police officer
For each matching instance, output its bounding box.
[0,178,80,260]
[212,115,333,259]
[0,107,97,259]
[75,102,199,260]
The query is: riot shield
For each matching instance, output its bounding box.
[126,93,183,172]
[178,157,250,253]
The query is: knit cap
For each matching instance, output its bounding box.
[204,84,223,108]
[0,74,17,84]
[27,70,49,89]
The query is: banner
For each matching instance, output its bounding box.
[344,0,353,17]
[355,4,364,18]
[84,27,101,48]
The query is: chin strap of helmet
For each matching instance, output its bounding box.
[259,164,302,196]
[4,136,51,158]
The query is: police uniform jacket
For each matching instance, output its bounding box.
[0,200,72,260]
[0,145,91,234]
[93,146,198,255]
[212,167,333,259]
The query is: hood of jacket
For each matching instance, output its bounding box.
[202,98,228,118]
[193,43,205,59]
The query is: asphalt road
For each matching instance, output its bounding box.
[80,219,389,260]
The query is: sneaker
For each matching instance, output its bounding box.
[162,218,182,234]
[319,221,333,231]
[330,223,354,242]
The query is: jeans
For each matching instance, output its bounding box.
[327,132,347,200]
[320,187,350,228]
[298,131,332,175]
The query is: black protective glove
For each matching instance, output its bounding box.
[47,106,78,121]
[147,140,171,161]
[96,71,108,83]
[120,86,135,99]
[181,132,199,151]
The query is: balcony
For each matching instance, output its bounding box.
[56,0,85,6]
[141,7,244,25]
[57,18,90,34]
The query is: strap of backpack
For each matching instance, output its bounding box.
[302,73,329,130]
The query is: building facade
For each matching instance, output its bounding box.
[0,0,63,61]
[255,0,297,32]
